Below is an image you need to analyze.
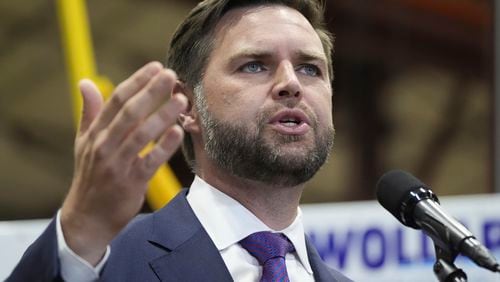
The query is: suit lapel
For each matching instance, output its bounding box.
[147,190,233,282]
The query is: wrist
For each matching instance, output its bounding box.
[60,207,112,266]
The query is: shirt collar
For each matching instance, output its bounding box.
[186,176,313,274]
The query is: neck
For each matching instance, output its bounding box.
[197,161,304,231]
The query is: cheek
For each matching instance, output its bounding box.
[316,102,333,128]
[305,89,333,126]
[231,96,267,123]
[207,87,268,124]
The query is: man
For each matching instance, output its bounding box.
[9,0,351,281]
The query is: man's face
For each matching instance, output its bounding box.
[196,5,334,186]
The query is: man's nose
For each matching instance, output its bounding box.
[271,62,302,100]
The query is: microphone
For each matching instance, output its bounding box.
[376,169,500,272]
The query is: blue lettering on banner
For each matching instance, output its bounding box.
[483,219,500,251]
[362,228,386,268]
[309,227,433,269]
[308,217,500,270]
[397,228,411,265]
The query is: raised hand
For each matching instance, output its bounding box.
[60,62,188,265]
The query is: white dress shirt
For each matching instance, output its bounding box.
[56,176,314,281]
[186,176,314,281]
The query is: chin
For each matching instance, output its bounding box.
[268,138,315,156]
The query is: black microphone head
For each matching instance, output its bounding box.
[376,170,437,228]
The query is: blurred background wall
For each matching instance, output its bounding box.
[0,0,494,220]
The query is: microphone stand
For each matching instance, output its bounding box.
[433,244,467,282]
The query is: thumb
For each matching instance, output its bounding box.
[78,79,104,135]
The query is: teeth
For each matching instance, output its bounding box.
[281,121,298,127]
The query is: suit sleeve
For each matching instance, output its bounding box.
[6,218,63,282]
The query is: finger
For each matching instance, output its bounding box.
[89,61,163,134]
[105,69,178,148]
[117,94,188,162]
[133,124,184,180]
[78,79,104,135]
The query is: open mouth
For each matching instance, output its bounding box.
[269,110,311,135]
[279,117,302,127]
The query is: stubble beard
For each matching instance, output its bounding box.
[194,85,335,187]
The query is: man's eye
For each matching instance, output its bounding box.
[298,64,321,77]
[240,62,264,73]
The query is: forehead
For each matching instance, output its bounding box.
[210,5,325,60]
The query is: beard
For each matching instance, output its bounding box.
[195,86,335,187]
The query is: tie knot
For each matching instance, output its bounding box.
[239,231,295,265]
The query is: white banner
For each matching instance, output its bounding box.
[1,194,500,281]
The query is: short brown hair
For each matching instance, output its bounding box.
[166,0,334,167]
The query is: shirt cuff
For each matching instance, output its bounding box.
[56,210,111,282]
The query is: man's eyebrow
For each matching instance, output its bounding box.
[227,49,274,62]
[295,50,327,63]
[227,49,327,64]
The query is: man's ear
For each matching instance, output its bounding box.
[174,81,201,134]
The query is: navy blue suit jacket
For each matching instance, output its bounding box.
[8,189,351,282]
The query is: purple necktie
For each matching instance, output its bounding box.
[239,231,295,282]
